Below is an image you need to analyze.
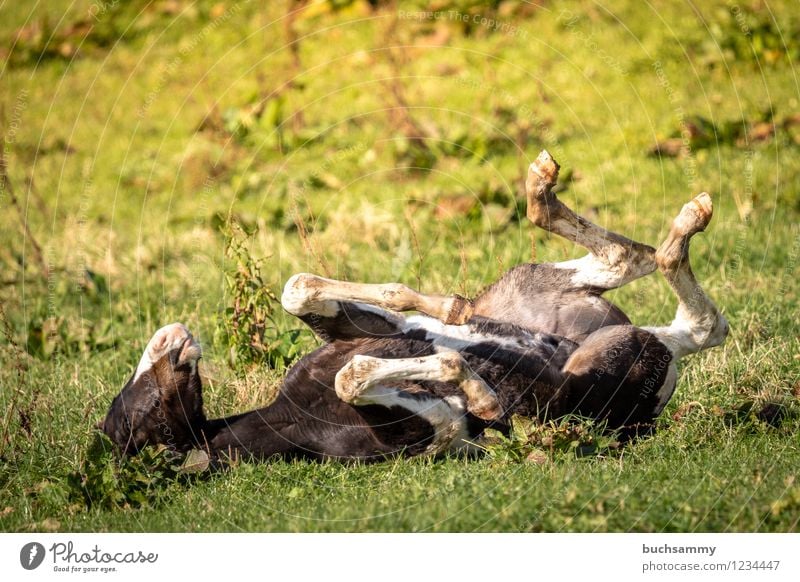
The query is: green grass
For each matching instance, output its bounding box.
[1,0,799,532]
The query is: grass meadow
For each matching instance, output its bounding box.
[1,0,799,532]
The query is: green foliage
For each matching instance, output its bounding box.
[479,415,620,463]
[396,131,517,170]
[214,222,306,372]
[25,315,116,360]
[391,137,438,171]
[223,95,285,149]
[683,5,800,68]
[66,433,183,510]
[714,6,800,66]
[767,487,800,526]
[2,0,800,533]
[723,398,798,432]
[1,0,163,68]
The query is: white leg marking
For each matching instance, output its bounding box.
[526,150,655,289]
[281,272,471,323]
[552,254,631,289]
[335,351,502,421]
[644,311,729,360]
[644,193,728,360]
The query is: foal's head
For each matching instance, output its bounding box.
[101,323,205,454]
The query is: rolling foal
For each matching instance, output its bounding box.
[101,151,728,461]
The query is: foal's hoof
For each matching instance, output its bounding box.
[526,150,563,228]
[675,192,713,237]
[529,150,560,186]
[468,396,504,422]
[656,193,714,272]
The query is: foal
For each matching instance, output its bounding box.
[101,151,728,461]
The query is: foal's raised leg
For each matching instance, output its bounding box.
[643,193,729,359]
[282,273,475,326]
[334,350,503,421]
[527,150,656,289]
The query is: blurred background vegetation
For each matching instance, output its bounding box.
[1,0,799,532]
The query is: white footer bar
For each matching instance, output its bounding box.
[2,533,798,580]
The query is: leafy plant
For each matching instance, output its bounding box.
[66,433,184,510]
[722,398,798,431]
[693,6,800,68]
[716,7,800,66]
[222,94,285,148]
[215,221,306,372]
[478,415,620,463]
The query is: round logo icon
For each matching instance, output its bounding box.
[20,542,46,570]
